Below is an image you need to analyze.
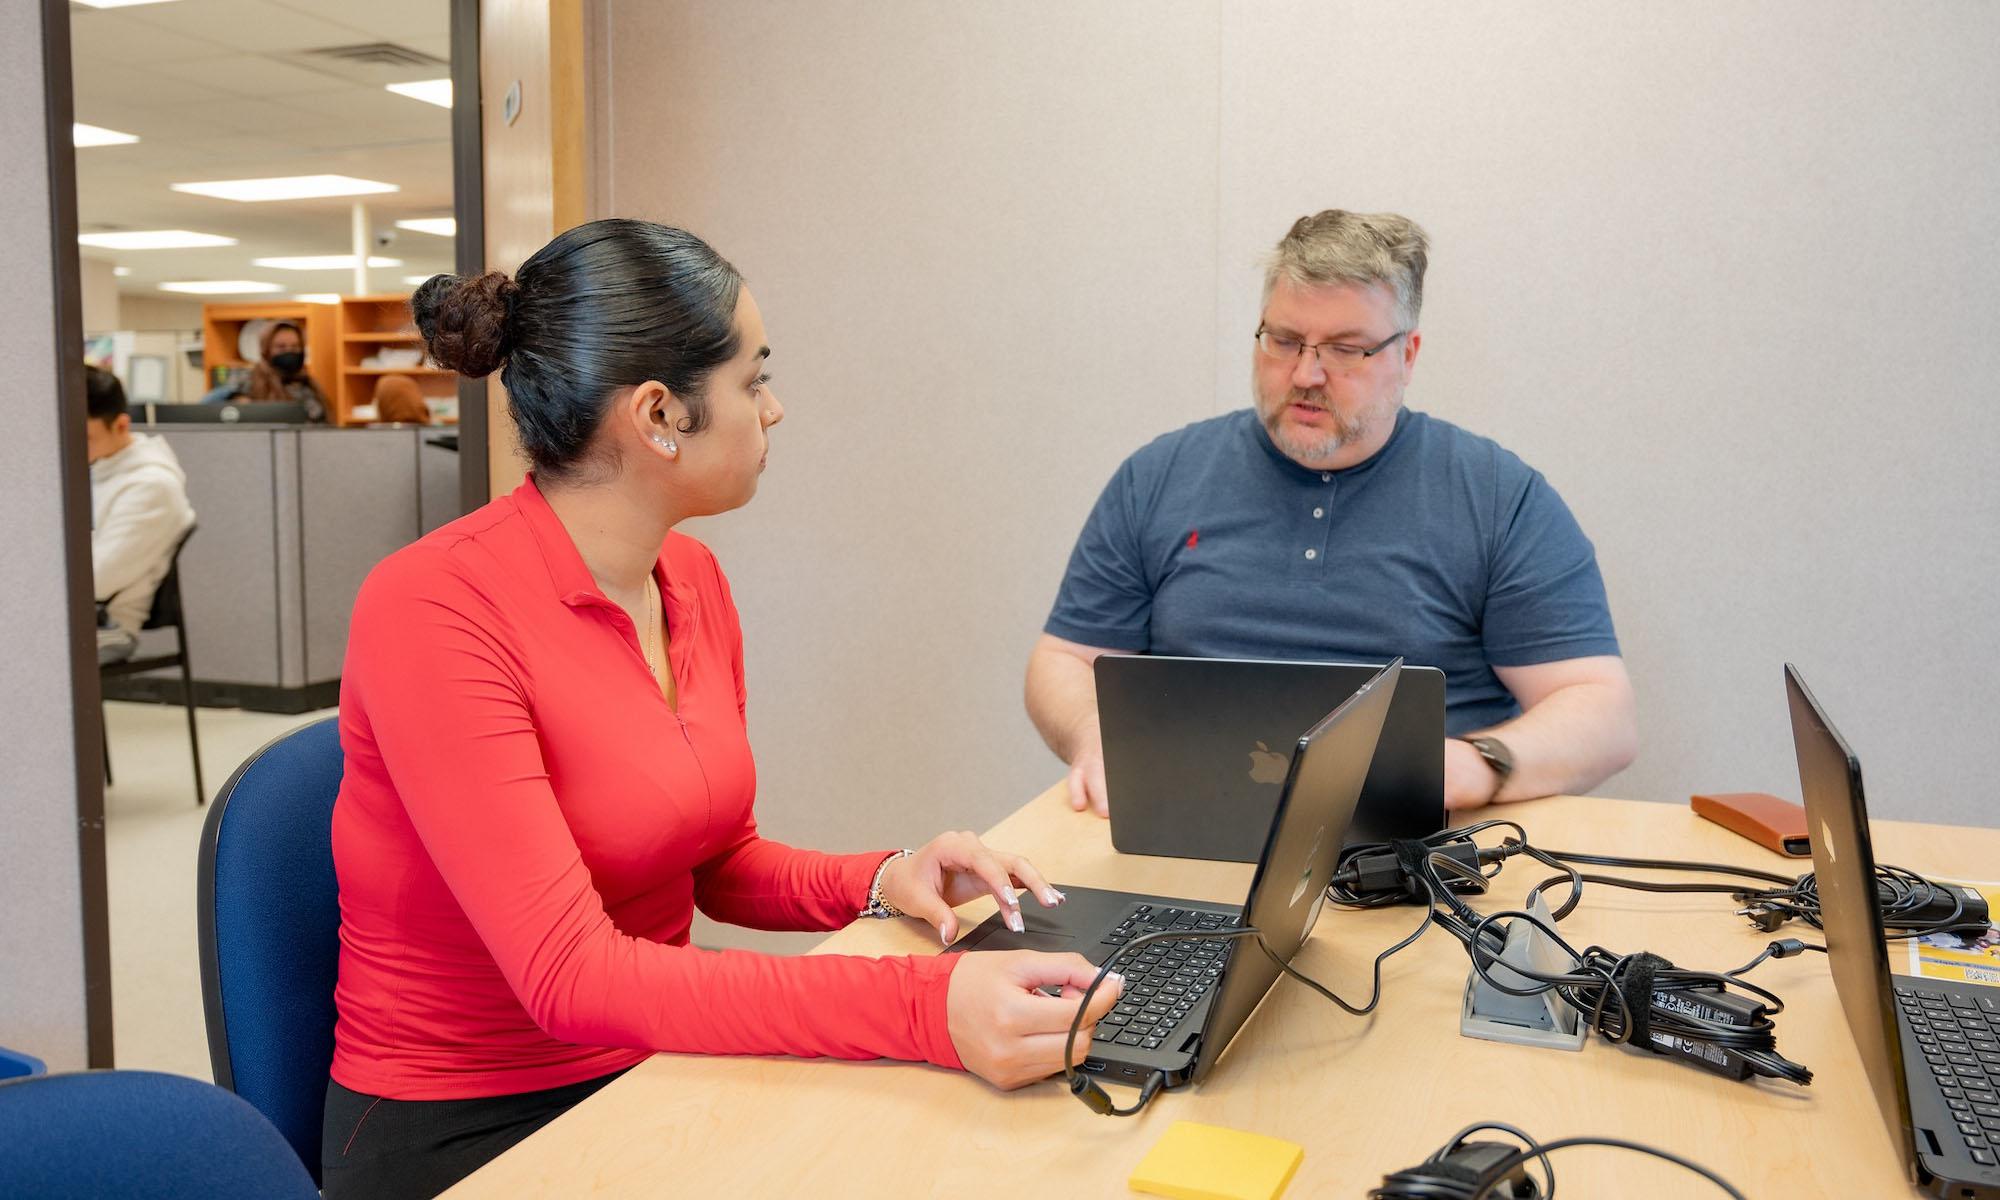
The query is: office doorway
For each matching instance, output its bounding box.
[59,0,482,1073]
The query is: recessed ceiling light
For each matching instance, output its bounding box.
[171,175,399,203]
[73,123,139,148]
[113,267,132,277]
[252,255,403,271]
[395,217,457,237]
[74,0,183,8]
[159,281,284,295]
[294,294,343,305]
[385,79,453,109]
[78,230,237,250]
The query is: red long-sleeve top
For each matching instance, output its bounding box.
[329,478,962,1099]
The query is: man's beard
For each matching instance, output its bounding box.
[1260,388,1368,465]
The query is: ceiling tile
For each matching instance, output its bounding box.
[144,53,357,98]
[268,0,448,43]
[70,10,234,65]
[119,0,391,57]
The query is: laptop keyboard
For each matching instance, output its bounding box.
[1091,903,1241,1053]
[1898,984,2000,1166]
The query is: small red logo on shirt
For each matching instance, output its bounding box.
[1186,530,1199,550]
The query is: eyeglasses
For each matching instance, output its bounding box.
[1254,326,1408,372]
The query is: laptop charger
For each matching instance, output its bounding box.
[1338,841,1491,902]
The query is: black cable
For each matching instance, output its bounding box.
[1370,1120,1748,1200]
[1062,907,1432,1115]
[1408,842,1816,1086]
[1533,847,1983,939]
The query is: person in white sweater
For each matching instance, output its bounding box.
[84,365,195,664]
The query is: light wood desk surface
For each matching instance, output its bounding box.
[449,788,1991,1197]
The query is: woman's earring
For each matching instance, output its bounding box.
[653,434,677,454]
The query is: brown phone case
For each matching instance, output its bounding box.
[1691,791,1811,857]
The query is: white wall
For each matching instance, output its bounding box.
[591,0,1998,936]
[0,0,97,1070]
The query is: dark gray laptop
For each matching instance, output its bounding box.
[1097,655,1443,862]
[1787,663,2000,1197]
[955,660,1399,1089]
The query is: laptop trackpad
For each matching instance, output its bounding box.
[992,930,1077,952]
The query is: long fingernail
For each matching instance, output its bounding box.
[941,928,954,946]
[1053,888,1068,904]
[1003,886,1019,908]
[1041,887,1060,906]
[1107,971,1125,989]
[1007,910,1024,933]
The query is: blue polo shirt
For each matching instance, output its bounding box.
[1044,407,1620,734]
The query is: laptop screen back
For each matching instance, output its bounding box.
[1189,659,1400,1080]
[1785,663,1919,1181]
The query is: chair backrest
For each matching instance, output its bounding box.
[197,716,343,1184]
[142,525,194,632]
[0,1070,318,1199]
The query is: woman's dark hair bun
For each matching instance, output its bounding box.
[411,271,517,378]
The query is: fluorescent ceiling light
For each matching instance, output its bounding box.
[158,280,283,295]
[113,267,132,277]
[395,217,456,237]
[253,254,403,271]
[171,175,399,202]
[78,229,236,250]
[402,274,439,286]
[74,0,183,8]
[294,294,343,305]
[73,123,139,147]
[385,79,453,109]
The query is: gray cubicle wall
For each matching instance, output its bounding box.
[112,425,464,711]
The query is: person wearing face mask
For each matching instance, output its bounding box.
[201,320,328,421]
[322,219,1118,1199]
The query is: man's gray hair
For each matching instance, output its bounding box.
[1264,209,1430,331]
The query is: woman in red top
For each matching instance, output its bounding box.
[324,220,1122,1198]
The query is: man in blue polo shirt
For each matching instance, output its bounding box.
[1025,209,1636,815]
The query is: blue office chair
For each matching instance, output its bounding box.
[0,1069,318,1198]
[197,715,343,1185]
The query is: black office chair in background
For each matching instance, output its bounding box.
[101,527,204,805]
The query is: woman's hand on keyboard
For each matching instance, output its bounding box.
[947,950,1124,1089]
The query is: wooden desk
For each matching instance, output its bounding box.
[449,790,1986,1197]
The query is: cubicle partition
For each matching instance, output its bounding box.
[103,424,462,713]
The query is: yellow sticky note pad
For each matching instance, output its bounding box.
[1128,1120,1304,1200]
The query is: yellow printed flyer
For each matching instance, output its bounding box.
[1906,881,2000,987]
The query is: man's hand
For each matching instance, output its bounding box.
[1443,737,1501,810]
[1065,734,1109,818]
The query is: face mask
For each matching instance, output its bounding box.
[271,351,305,374]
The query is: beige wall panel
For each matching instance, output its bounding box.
[588,3,1998,958]
[597,1,1223,951]
[1212,1,2000,822]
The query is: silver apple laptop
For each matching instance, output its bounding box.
[954,659,1400,1089]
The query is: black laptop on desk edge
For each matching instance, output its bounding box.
[952,659,1401,1091]
[1786,662,2000,1198]
[1096,654,1445,863]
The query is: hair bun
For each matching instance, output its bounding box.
[411,271,517,378]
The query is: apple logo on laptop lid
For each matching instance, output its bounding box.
[1247,741,1288,785]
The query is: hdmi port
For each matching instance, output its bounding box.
[1079,1060,1108,1074]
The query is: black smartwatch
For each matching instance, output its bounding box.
[1459,735,1514,799]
